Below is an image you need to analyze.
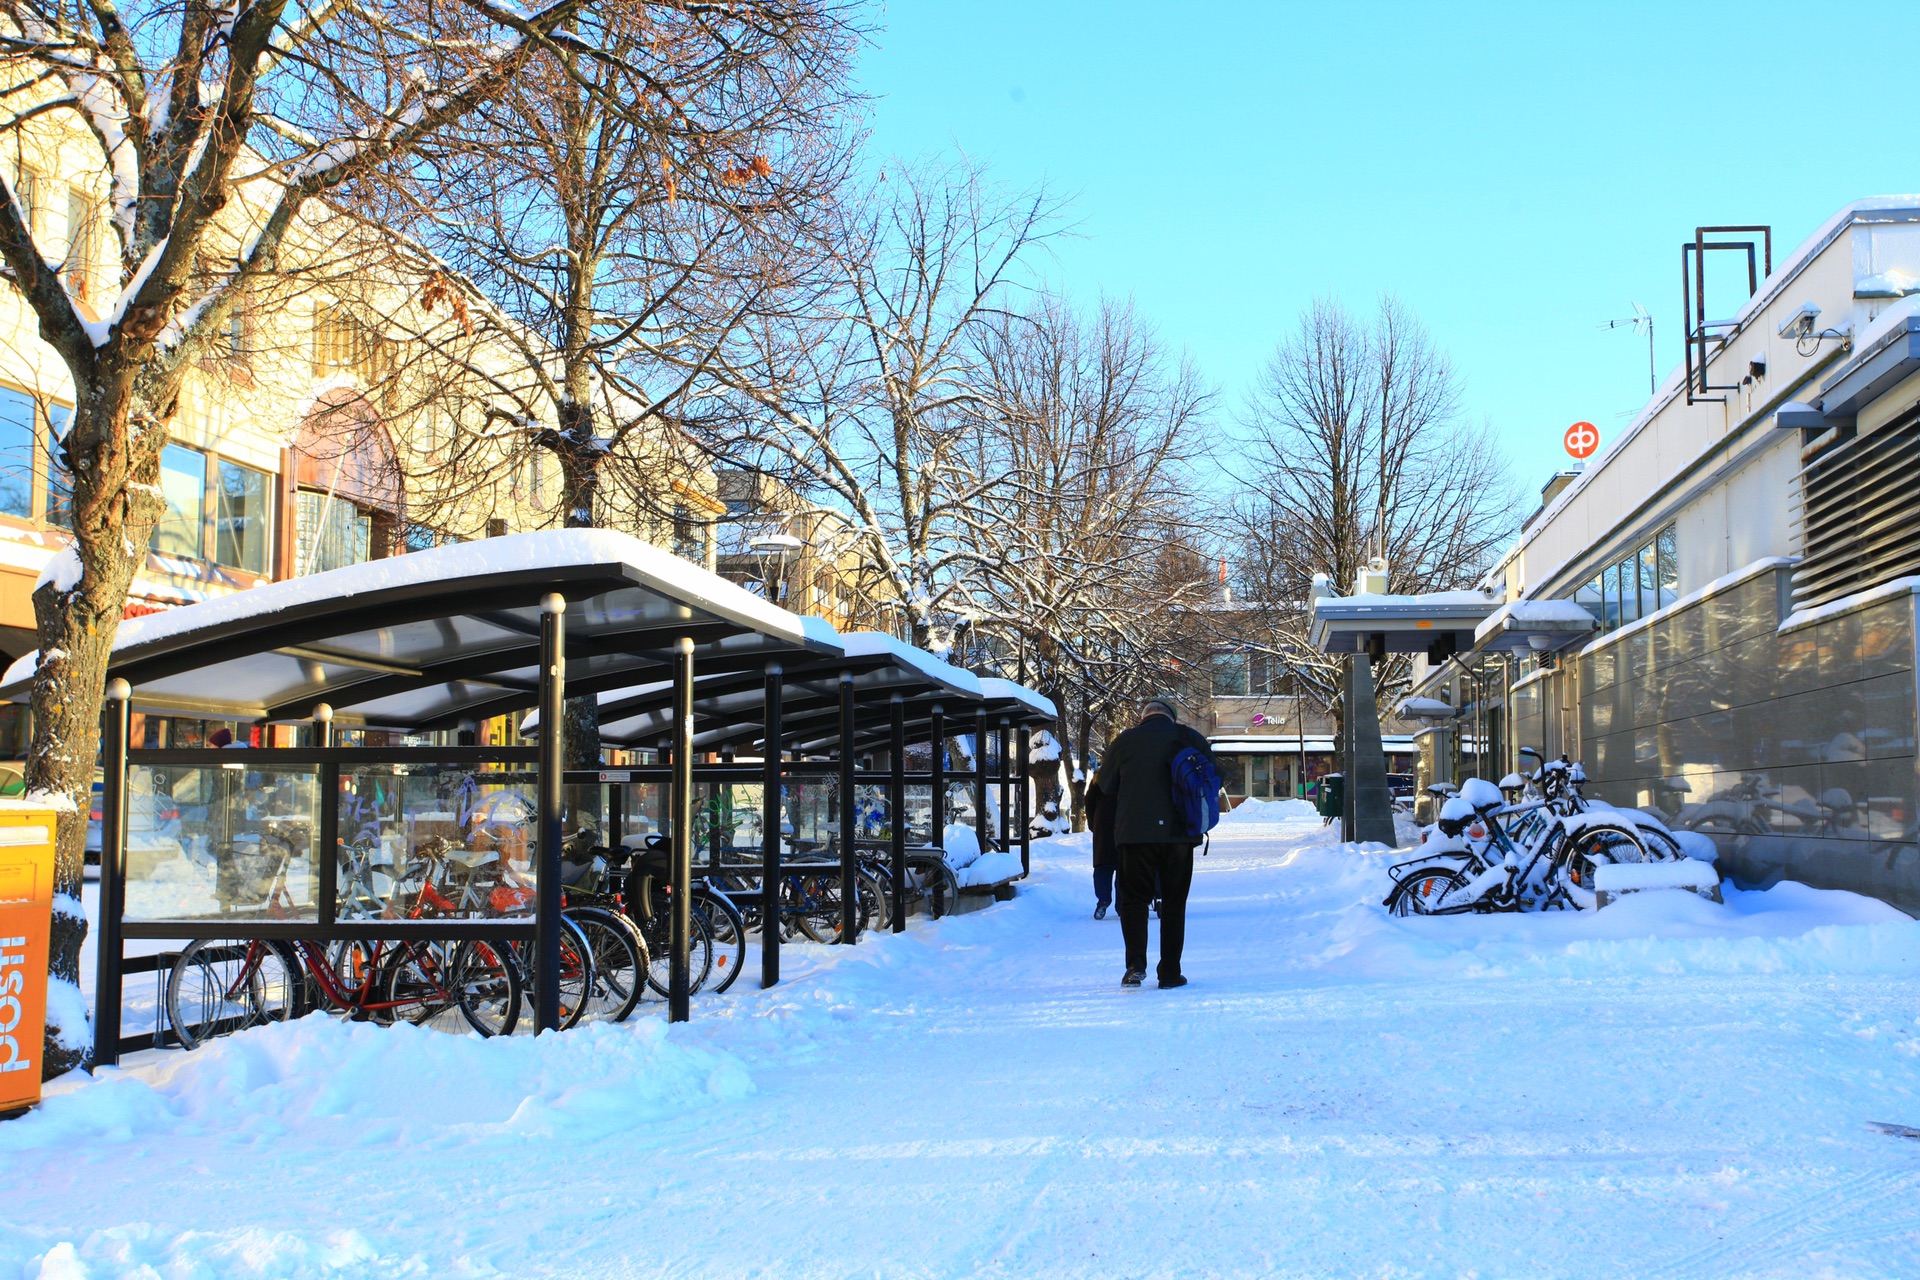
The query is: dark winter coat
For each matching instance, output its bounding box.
[1086,778,1118,869]
[1092,714,1217,847]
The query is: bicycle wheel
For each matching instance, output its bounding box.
[795,871,870,943]
[858,866,892,934]
[379,941,462,1032]
[1386,868,1469,917]
[511,917,595,1031]
[692,888,746,995]
[568,907,646,1024]
[642,901,715,998]
[922,862,961,920]
[1559,824,1642,909]
[166,939,296,1050]
[451,940,522,1037]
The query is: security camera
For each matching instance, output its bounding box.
[1777,303,1820,340]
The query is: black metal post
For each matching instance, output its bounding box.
[92,679,130,1067]
[1016,722,1031,878]
[929,703,946,917]
[996,718,1011,855]
[761,663,783,988]
[669,636,695,1021]
[974,708,990,853]
[889,694,906,932]
[838,672,856,943]
[535,595,565,1033]
[313,703,336,930]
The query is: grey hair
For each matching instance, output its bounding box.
[1140,696,1179,721]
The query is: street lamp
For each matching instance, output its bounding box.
[749,531,803,605]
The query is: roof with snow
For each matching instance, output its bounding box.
[1307,589,1500,655]
[1471,598,1601,653]
[0,530,1052,734]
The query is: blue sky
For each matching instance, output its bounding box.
[857,2,1920,501]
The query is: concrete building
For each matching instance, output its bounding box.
[1407,198,1920,911]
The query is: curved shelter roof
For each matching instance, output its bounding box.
[533,633,1057,756]
[0,530,1058,737]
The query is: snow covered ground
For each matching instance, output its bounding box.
[9,800,1920,1277]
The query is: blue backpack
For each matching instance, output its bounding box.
[1171,746,1224,850]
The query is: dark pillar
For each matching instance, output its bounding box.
[761,663,783,988]
[996,718,1011,855]
[974,708,990,853]
[534,594,565,1032]
[837,672,856,943]
[1347,654,1398,846]
[889,694,906,932]
[669,636,695,1021]
[929,703,947,916]
[1016,723,1031,878]
[313,703,336,930]
[92,678,131,1067]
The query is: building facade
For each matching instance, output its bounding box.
[1409,198,1920,911]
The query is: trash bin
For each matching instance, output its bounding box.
[0,806,58,1112]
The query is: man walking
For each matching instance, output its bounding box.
[1091,696,1217,989]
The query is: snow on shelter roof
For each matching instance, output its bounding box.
[0,529,860,729]
[1471,598,1601,653]
[527,633,1053,755]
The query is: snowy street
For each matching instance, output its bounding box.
[9,801,1920,1277]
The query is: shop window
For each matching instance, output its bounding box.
[152,444,207,558]
[1211,652,1249,697]
[215,459,271,574]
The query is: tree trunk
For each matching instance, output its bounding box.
[553,406,601,770]
[29,388,166,1077]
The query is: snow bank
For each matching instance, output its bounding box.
[1220,797,1317,824]
[3,1013,752,1159]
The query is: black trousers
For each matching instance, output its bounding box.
[1118,841,1194,980]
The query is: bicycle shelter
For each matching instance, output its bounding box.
[0,530,1055,1063]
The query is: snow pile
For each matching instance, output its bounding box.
[958,850,1022,887]
[1219,796,1316,824]
[940,822,980,871]
[1594,858,1720,893]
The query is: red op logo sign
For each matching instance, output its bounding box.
[1564,421,1600,460]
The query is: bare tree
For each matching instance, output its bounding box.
[960,293,1212,828]
[0,0,764,1073]
[704,159,1062,653]
[1230,295,1517,721]
[385,1,860,762]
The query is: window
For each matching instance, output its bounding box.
[1211,652,1249,697]
[16,166,41,237]
[297,490,371,575]
[152,444,207,558]
[65,187,97,301]
[1248,652,1291,696]
[312,305,390,384]
[1574,523,1677,634]
[0,388,34,518]
[215,459,270,573]
[1655,526,1678,609]
[671,502,701,561]
[43,403,72,529]
[404,522,439,553]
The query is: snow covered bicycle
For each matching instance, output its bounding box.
[1383,777,1648,915]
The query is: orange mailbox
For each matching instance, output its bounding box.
[0,806,57,1112]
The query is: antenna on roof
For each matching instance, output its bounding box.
[1600,303,1656,396]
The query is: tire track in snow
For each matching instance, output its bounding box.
[1650,1163,1920,1278]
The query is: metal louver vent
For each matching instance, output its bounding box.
[1790,402,1920,610]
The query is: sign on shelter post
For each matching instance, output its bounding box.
[0,805,56,1111]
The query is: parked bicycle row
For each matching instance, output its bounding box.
[164,825,983,1048]
[1384,749,1714,916]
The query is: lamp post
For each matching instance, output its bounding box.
[749,531,804,605]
